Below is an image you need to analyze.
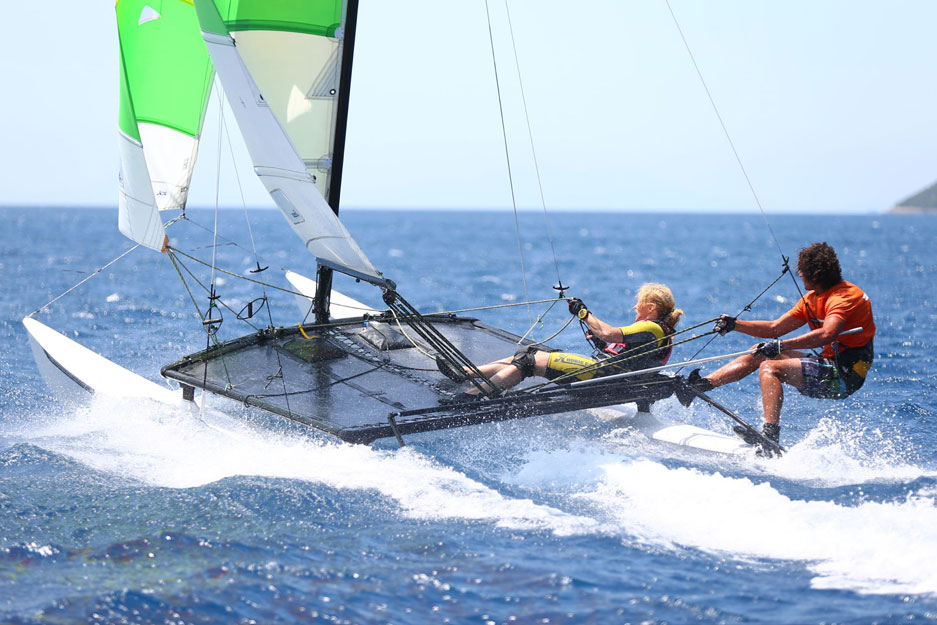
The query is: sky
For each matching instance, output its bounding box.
[1,0,935,214]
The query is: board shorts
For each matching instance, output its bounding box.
[798,357,865,399]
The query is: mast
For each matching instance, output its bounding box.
[315,0,359,324]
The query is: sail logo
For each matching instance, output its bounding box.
[270,190,306,225]
[138,6,161,26]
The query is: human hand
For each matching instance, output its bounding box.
[754,339,783,358]
[713,315,736,335]
[568,298,588,318]
[586,331,607,349]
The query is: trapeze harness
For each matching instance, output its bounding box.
[510,320,674,383]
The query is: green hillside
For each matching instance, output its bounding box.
[892,180,937,213]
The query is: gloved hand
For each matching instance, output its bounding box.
[568,297,588,319]
[754,339,783,358]
[713,314,736,335]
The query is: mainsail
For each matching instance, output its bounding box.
[194,0,379,281]
[116,0,214,251]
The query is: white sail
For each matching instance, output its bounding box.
[194,0,379,280]
[116,0,214,252]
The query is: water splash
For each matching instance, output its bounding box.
[24,395,597,537]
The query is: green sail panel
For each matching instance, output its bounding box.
[195,0,378,279]
[213,0,344,201]
[116,0,214,250]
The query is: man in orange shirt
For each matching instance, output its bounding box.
[679,242,875,446]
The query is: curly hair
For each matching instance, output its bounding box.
[797,242,843,290]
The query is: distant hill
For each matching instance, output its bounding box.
[891,180,937,213]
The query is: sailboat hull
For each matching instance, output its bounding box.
[23,317,179,404]
[22,314,749,454]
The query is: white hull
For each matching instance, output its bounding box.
[588,405,751,456]
[23,316,178,404]
[284,270,377,319]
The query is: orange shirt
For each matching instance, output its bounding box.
[788,281,875,358]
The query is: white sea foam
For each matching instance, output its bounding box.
[566,457,937,596]
[27,394,937,596]
[504,415,937,597]
[29,395,597,536]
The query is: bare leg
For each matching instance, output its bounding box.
[706,351,764,387]
[706,347,810,388]
[757,357,804,424]
[470,357,514,377]
[467,351,552,395]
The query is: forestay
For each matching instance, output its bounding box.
[116,0,214,251]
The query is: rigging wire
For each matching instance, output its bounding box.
[663,1,820,355]
[208,82,294,418]
[677,266,792,371]
[199,84,227,417]
[483,0,533,332]
[663,0,786,262]
[502,0,564,291]
[180,213,579,320]
[522,316,721,392]
[27,244,140,318]
[167,250,264,334]
[167,249,234,386]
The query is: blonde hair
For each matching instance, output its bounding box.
[637,283,683,328]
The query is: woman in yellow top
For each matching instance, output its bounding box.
[439,283,683,402]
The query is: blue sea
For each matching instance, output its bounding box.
[2,206,936,624]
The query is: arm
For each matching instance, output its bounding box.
[738,311,846,353]
[778,314,846,351]
[733,313,803,339]
[582,312,626,343]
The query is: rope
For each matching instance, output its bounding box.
[388,307,434,360]
[28,244,140,318]
[502,0,564,292]
[516,297,569,346]
[525,314,576,347]
[522,324,718,393]
[483,0,533,333]
[520,317,718,392]
[664,0,786,262]
[679,265,792,371]
[519,316,720,392]
[665,2,814,363]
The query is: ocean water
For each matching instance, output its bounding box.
[2,206,936,624]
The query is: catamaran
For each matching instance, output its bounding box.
[23,0,779,456]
